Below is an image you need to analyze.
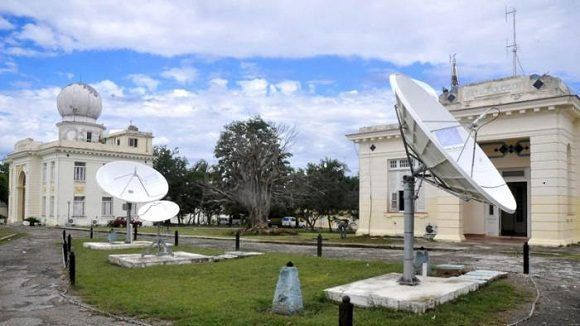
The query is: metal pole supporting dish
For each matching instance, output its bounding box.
[399,175,419,286]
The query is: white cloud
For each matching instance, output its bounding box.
[0,16,14,30]
[0,60,17,74]
[161,66,197,84]
[92,80,124,98]
[127,74,159,91]
[274,81,300,95]
[0,78,393,171]
[0,1,578,81]
[237,78,268,97]
[208,78,228,90]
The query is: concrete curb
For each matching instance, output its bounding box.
[0,233,19,242]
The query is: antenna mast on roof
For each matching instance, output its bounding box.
[450,54,459,87]
[505,7,523,77]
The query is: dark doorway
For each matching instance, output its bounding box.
[501,182,527,236]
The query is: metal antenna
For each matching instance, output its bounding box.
[449,54,459,87]
[505,7,520,77]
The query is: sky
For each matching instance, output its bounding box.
[0,1,578,173]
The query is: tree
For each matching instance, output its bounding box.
[153,146,203,224]
[0,162,8,205]
[304,158,351,232]
[212,117,292,229]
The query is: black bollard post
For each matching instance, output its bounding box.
[339,295,354,326]
[133,224,138,241]
[523,241,529,274]
[67,234,72,253]
[62,229,66,243]
[174,230,179,247]
[69,251,76,286]
[235,230,240,251]
[90,225,93,239]
[317,234,322,257]
[62,242,68,267]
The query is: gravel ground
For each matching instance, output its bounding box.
[1,226,578,325]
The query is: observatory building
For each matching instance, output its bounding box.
[5,83,154,226]
[348,74,579,246]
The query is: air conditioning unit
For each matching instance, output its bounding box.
[68,219,74,224]
[424,223,437,240]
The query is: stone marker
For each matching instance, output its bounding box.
[272,261,303,315]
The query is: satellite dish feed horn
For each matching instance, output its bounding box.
[389,73,516,286]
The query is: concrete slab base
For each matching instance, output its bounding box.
[324,270,507,313]
[108,251,264,268]
[83,241,155,250]
[108,251,212,268]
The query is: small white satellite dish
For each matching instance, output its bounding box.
[96,161,168,203]
[138,200,180,222]
[390,73,516,213]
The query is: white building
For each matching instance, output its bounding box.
[347,74,579,246]
[6,83,154,226]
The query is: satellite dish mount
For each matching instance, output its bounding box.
[390,74,515,286]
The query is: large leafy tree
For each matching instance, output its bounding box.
[304,158,352,231]
[153,146,203,224]
[212,117,292,228]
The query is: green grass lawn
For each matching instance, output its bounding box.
[71,239,528,325]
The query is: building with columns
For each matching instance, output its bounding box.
[347,74,579,246]
[5,83,154,226]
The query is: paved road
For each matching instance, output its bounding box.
[1,227,578,325]
[0,227,133,326]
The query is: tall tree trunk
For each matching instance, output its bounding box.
[327,215,333,232]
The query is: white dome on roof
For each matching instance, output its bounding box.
[57,83,102,121]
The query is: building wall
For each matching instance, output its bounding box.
[7,131,154,226]
[348,76,579,246]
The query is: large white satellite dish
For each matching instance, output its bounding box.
[96,161,168,203]
[96,161,168,244]
[388,73,516,286]
[390,74,516,213]
[138,201,180,222]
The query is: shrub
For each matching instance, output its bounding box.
[24,217,41,226]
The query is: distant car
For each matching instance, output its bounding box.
[281,216,306,228]
[107,217,143,228]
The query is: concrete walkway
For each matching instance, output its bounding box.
[0,227,145,326]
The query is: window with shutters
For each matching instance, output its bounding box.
[102,197,113,216]
[388,159,425,212]
[74,162,86,182]
[73,196,85,217]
